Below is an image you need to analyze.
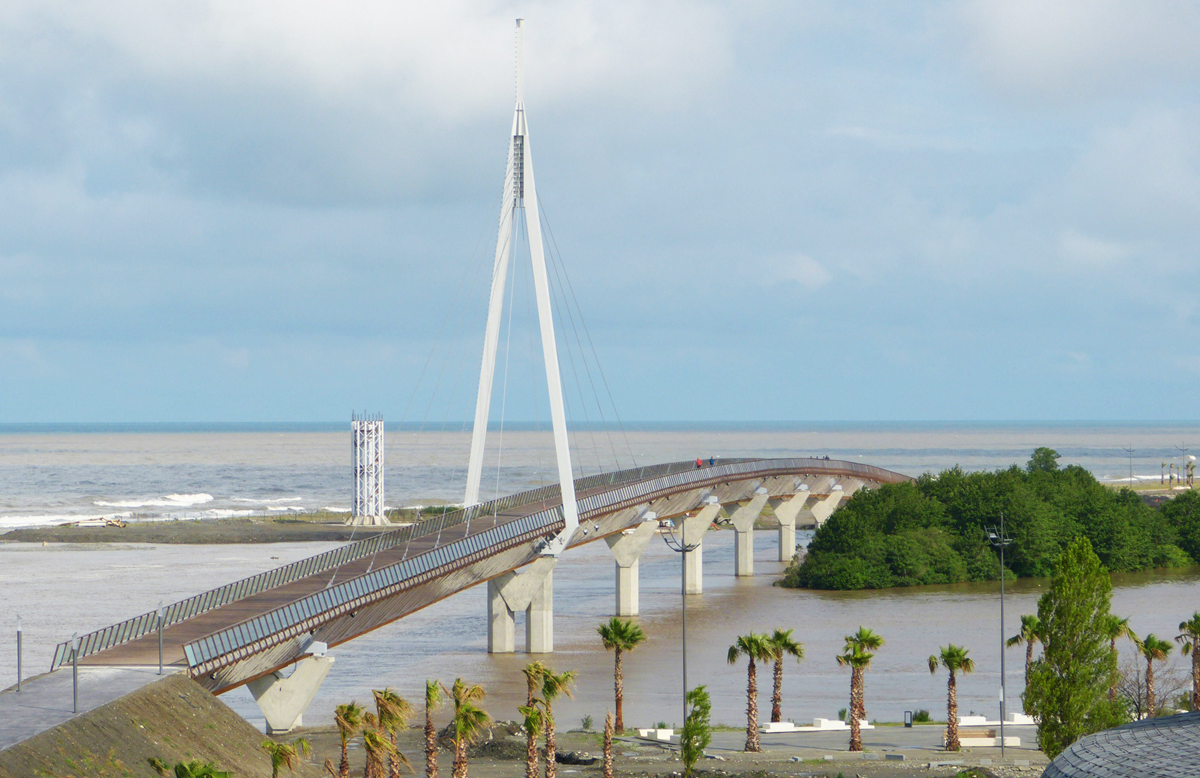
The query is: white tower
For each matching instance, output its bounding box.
[351,413,387,525]
[464,18,579,556]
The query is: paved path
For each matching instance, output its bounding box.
[634,725,1047,769]
[0,666,178,752]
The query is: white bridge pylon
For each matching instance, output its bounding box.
[464,18,579,557]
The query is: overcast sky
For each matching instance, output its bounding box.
[2,0,1199,423]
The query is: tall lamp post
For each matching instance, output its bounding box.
[15,615,22,693]
[987,516,1013,760]
[69,632,80,714]
[157,600,165,675]
[660,501,728,728]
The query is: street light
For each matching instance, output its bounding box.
[660,496,728,728]
[15,615,22,693]
[70,632,80,714]
[987,516,1013,761]
[156,600,165,676]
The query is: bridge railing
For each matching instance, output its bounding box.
[180,457,910,677]
[49,459,708,670]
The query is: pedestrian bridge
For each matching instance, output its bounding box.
[51,457,908,731]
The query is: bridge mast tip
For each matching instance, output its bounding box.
[515,19,525,105]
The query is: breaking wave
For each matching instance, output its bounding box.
[94,493,215,509]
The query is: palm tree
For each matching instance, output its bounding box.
[261,738,311,778]
[602,712,613,778]
[336,702,366,778]
[518,704,543,778]
[765,629,805,723]
[541,669,578,778]
[1176,612,1200,710]
[928,645,976,752]
[521,662,547,778]
[597,617,646,733]
[425,680,446,778]
[1006,614,1042,690]
[1137,634,1173,717]
[727,632,774,752]
[450,678,491,778]
[836,627,884,753]
[374,689,414,778]
[363,728,398,778]
[171,761,231,778]
[1100,616,1135,702]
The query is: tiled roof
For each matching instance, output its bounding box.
[1042,711,1200,778]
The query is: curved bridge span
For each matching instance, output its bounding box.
[53,458,908,728]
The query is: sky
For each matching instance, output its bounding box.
[2,0,1200,423]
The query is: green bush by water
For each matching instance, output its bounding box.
[783,448,1200,590]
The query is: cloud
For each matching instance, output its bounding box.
[767,253,833,290]
[961,0,1200,100]
[1059,230,1131,266]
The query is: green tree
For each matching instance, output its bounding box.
[171,762,230,778]
[541,668,577,778]
[450,678,490,778]
[520,662,547,778]
[727,632,774,752]
[679,685,712,778]
[1099,615,1134,702]
[261,738,311,778]
[1024,537,1124,758]
[518,704,543,778]
[1007,614,1042,695]
[1027,448,1061,473]
[597,617,646,733]
[836,627,884,753]
[1176,612,1200,710]
[336,702,366,778]
[374,689,413,778]
[928,645,975,751]
[425,680,446,778]
[363,726,398,778]
[1136,634,1173,716]
[602,712,613,778]
[765,629,805,723]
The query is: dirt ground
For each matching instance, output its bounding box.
[289,723,1045,778]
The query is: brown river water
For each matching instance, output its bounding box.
[4,535,1197,731]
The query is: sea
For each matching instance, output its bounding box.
[2,423,1199,732]
[2,422,1198,529]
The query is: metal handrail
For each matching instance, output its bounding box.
[180,457,909,675]
[49,459,710,669]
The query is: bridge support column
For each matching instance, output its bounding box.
[770,489,811,562]
[247,654,335,734]
[810,481,863,527]
[682,500,721,594]
[488,558,557,654]
[605,519,657,616]
[729,487,770,577]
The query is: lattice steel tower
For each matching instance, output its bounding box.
[351,413,387,525]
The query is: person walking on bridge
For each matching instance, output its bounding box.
[695,457,702,468]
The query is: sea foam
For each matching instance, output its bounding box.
[94,493,215,509]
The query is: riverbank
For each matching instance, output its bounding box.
[0,512,410,544]
[0,672,1045,778]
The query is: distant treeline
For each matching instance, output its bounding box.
[782,448,1200,590]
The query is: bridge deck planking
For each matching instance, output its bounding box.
[71,460,910,688]
[77,492,568,668]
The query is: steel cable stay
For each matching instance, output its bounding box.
[546,256,603,476]
[544,242,612,474]
[540,198,633,470]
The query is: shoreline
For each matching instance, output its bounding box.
[0,514,398,544]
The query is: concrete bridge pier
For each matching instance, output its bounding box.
[605,514,658,616]
[728,487,770,577]
[770,485,811,562]
[810,480,864,527]
[247,651,334,734]
[682,497,721,594]
[488,557,556,654]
